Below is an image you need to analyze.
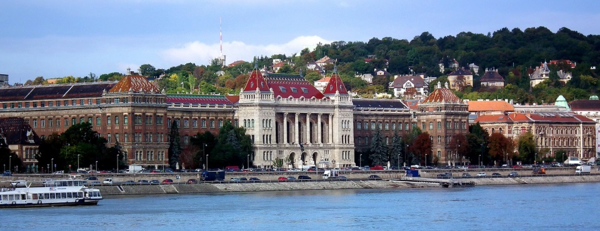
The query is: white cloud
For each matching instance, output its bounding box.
[161,35,331,65]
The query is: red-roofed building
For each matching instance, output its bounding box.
[475,112,596,161]
[314,76,330,92]
[417,82,469,166]
[238,65,354,169]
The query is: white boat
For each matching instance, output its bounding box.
[0,178,102,208]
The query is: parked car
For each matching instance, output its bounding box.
[103,178,113,185]
[85,176,98,181]
[187,179,197,184]
[492,173,502,177]
[137,180,149,185]
[230,178,241,182]
[476,172,486,177]
[162,179,173,184]
[298,175,311,180]
[123,180,136,185]
[249,177,260,181]
[150,180,160,185]
[2,171,12,176]
[89,181,102,186]
[462,173,471,178]
[508,172,519,177]
[338,176,347,180]
[278,176,288,182]
[437,173,452,178]
[239,177,248,181]
[287,176,297,181]
[368,175,382,180]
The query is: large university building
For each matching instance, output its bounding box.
[2,69,593,170]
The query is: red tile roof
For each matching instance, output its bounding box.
[475,112,594,123]
[266,74,324,99]
[242,68,270,92]
[322,70,348,96]
[422,87,461,104]
[570,100,600,111]
[166,94,234,105]
[227,60,246,68]
[109,75,159,93]
[468,101,514,112]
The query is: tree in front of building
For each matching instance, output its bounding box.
[488,133,513,166]
[388,132,403,169]
[168,120,182,170]
[210,121,252,168]
[190,131,216,169]
[411,132,432,166]
[467,123,490,166]
[0,139,22,173]
[448,133,469,166]
[369,125,388,166]
[517,131,536,164]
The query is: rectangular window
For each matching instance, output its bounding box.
[210,120,215,128]
[87,117,92,123]
[107,134,111,143]
[384,123,389,130]
[33,119,37,128]
[48,119,52,128]
[156,116,163,125]
[356,122,362,130]
[115,133,120,142]
[391,123,395,130]
[56,119,60,128]
[96,99,101,105]
[135,115,142,125]
[219,120,223,128]
[48,101,53,107]
[80,99,84,105]
[371,122,375,130]
[184,119,189,128]
[429,122,433,130]
[201,119,206,128]
[41,119,45,128]
[115,116,119,125]
[107,116,111,125]
[193,119,198,128]
[96,117,101,126]
[124,133,129,142]
[88,99,92,105]
[124,115,128,125]
[438,122,441,129]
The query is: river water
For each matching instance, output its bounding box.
[2,183,599,231]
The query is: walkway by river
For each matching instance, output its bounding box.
[1,182,599,231]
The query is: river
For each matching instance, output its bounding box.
[1,182,599,231]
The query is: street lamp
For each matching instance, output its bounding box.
[206,154,209,170]
[425,154,428,168]
[77,154,80,172]
[359,154,362,168]
[47,164,49,173]
[116,154,119,173]
[51,158,54,173]
[202,143,207,169]
[247,154,250,170]
[95,160,98,172]
[397,154,400,170]
[404,144,409,167]
[9,156,11,173]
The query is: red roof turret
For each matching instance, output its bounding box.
[243,64,270,92]
[322,66,348,96]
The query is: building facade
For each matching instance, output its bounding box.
[237,66,354,169]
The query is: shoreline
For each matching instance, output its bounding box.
[95,174,600,196]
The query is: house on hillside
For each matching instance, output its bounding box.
[314,76,331,92]
[480,68,505,88]
[530,61,572,88]
[447,68,473,90]
[389,75,427,99]
[316,56,335,67]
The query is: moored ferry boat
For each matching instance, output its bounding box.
[0,178,102,208]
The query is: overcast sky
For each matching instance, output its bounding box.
[1,0,600,84]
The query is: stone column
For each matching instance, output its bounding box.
[328,114,333,144]
[283,113,288,144]
[318,113,322,144]
[306,113,311,144]
[294,113,299,144]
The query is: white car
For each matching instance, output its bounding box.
[103,178,113,185]
[477,172,486,177]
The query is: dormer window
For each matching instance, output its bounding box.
[250,82,254,88]
[279,86,287,93]
[301,87,308,93]
[291,87,297,93]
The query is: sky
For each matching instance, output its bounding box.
[1,0,600,84]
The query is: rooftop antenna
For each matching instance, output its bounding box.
[219,17,223,67]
